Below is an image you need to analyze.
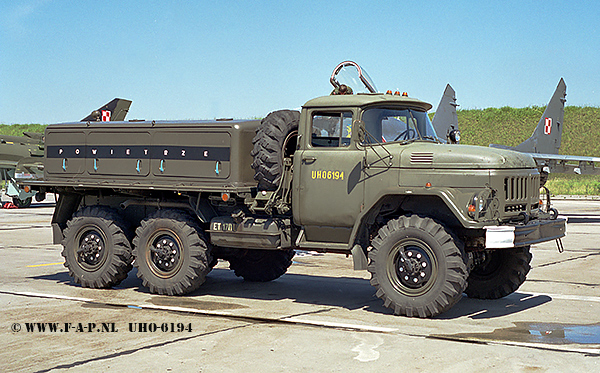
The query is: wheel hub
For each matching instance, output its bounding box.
[77,230,105,268]
[150,235,180,273]
[397,247,433,289]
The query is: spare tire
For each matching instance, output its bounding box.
[251,110,300,191]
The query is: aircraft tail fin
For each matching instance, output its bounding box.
[492,79,566,154]
[432,84,459,143]
[81,98,132,122]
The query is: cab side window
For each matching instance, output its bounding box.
[311,112,353,147]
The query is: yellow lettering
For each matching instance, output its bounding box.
[310,170,345,181]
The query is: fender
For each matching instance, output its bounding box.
[347,187,486,250]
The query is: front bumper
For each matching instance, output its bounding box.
[485,217,566,249]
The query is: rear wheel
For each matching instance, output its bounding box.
[368,215,469,317]
[465,246,532,299]
[228,249,294,282]
[251,110,300,191]
[133,209,212,295]
[62,206,133,288]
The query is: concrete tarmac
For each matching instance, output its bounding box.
[1,193,599,372]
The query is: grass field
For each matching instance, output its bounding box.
[0,123,47,137]
[2,106,600,195]
[456,106,600,196]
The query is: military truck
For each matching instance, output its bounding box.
[19,61,566,317]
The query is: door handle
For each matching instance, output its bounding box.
[302,156,316,163]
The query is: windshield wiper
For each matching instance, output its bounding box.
[407,110,423,140]
[421,135,441,143]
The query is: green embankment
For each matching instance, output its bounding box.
[2,106,600,194]
[0,123,47,137]
[456,106,600,195]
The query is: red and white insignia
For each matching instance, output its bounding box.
[544,117,552,135]
[101,110,111,122]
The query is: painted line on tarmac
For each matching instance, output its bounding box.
[133,302,398,332]
[529,292,600,303]
[1,289,398,333]
[26,262,64,268]
[3,289,598,355]
[279,317,398,333]
[490,340,600,356]
[430,335,600,356]
[0,290,95,303]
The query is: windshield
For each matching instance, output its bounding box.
[330,61,378,94]
[361,107,439,143]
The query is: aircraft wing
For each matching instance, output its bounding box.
[530,153,600,175]
[0,160,17,168]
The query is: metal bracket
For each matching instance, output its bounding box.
[556,237,564,253]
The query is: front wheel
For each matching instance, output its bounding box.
[133,209,212,295]
[368,215,469,317]
[465,246,532,299]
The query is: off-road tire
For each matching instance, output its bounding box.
[368,215,469,318]
[133,209,212,295]
[465,246,532,299]
[251,110,300,191]
[62,206,133,288]
[13,196,32,208]
[228,249,295,282]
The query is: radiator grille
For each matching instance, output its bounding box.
[504,175,538,201]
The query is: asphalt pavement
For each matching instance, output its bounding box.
[1,193,599,372]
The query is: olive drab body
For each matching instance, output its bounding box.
[17,61,566,317]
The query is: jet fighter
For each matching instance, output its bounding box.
[431,79,600,185]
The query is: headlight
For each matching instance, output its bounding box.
[467,189,494,220]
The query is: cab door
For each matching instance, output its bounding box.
[293,110,364,243]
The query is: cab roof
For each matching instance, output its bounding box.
[303,93,433,111]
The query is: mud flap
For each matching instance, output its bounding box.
[352,244,368,270]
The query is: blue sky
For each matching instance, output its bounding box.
[1,0,599,124]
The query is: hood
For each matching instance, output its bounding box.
[399,143,536,169]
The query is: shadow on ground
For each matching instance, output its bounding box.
[31,266,552,319]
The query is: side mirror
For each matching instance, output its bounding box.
[447,126,461,144]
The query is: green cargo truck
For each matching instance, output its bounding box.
[19,62,566,317]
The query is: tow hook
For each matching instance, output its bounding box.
[519,212,530,224]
